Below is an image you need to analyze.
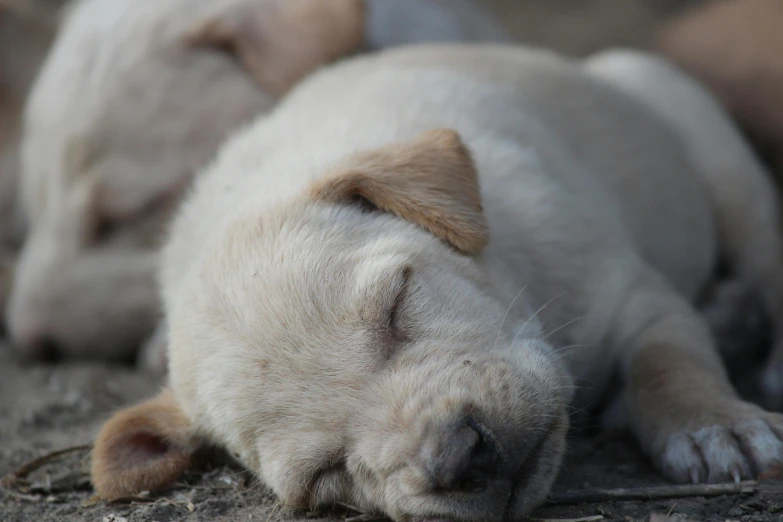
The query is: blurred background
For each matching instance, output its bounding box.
[0,0,713,207]
[0,0,717,184]
[0,0,713,218]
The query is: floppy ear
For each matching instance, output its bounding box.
[311,128,488,255]
[184,0,365,96]
[91,389,196,500]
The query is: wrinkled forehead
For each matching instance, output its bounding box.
[185,200,494,332]
[169,204,417,408]
[196,205,414,331]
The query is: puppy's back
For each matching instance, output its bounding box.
[162,44,713,305]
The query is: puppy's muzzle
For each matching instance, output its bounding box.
[421,417,498,493]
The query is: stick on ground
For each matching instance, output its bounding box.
[1,444,92,490]
[548,480,755,505]
[530,515,604,522]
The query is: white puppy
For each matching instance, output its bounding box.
[7,0,508,365]
[91,45,783,520]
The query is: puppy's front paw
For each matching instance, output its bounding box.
[660,415,783,483]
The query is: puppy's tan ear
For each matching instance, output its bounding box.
[312,129,488,255]
[91,389,195,500]
[185,0,365,96]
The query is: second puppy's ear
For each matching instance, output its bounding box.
[185,0,365,96]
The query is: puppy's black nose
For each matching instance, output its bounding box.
[423,418,498,492]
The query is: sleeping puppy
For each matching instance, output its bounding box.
[6,0,508,367]
[91,44,783,520]
[654,0,783,410]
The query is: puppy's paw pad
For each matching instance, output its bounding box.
[661,418,783,483]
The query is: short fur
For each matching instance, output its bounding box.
[93,45,783,520]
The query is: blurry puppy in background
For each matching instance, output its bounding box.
[6,0,509,369]
[0,1,63,327]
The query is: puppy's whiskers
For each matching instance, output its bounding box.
[493,284,527,349]
[246,476,268,494]
[542,316,584,342]
[510,293,564,347]
[548,343,602,363]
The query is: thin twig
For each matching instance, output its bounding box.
[530,515,604,522]
[1,445,92,489]
[548,480,755,505]
[345,515,387,522]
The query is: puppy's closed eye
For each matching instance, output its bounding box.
[92,214,119,245]
[88,180,185,247]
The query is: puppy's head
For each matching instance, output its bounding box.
[93,130,571,520]
[8,0,365,362]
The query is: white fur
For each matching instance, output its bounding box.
[159,45,783,520]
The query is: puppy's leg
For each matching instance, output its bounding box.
[584,49,783,410]
[611,271,783,483]
[603,276,770,429]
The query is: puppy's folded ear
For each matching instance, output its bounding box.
[91,389,196,500]
[312,128,488,255]
[184,0,365,96]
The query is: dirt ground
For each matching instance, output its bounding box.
[6,1,783,521]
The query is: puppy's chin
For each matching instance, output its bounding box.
[504,412,569,521]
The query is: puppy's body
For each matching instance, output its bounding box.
[166,46,715,405]
[94,45,783,520]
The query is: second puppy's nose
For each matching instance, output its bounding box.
[11,328,63,363]
[422,418,498,492]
